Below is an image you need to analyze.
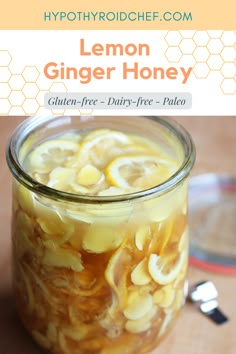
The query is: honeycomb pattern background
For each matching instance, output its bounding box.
[0,31,235,115]
[0,52,70,115]
[165,30,236,95]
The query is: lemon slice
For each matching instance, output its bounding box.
[28,140,79,174]
[149,227,188,286]
[106,155,177,189]
[148,249,187,285]
[78,130,131,167]
[105,243,131,306]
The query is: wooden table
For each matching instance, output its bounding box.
[0,116,235,354]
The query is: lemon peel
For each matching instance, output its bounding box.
[148,250,187,285]
[106,154,177,189]
[78,131,131,168]
[29,140,79,174]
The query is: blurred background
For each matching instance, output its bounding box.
[175,117,236,176]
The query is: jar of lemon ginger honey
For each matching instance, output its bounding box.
[6,116,195,354]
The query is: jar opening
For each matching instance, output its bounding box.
[6,116,196,204]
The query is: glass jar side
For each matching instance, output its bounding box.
[12,174,189,354]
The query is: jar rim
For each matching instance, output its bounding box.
[6,115,196,204]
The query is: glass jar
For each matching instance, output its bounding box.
[6,116,195,354]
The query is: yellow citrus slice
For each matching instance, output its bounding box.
[148,249,187,285]
[105,242,130,307]
[78,130,131,168]
[28,140,80,174]
[106,155,177,189]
